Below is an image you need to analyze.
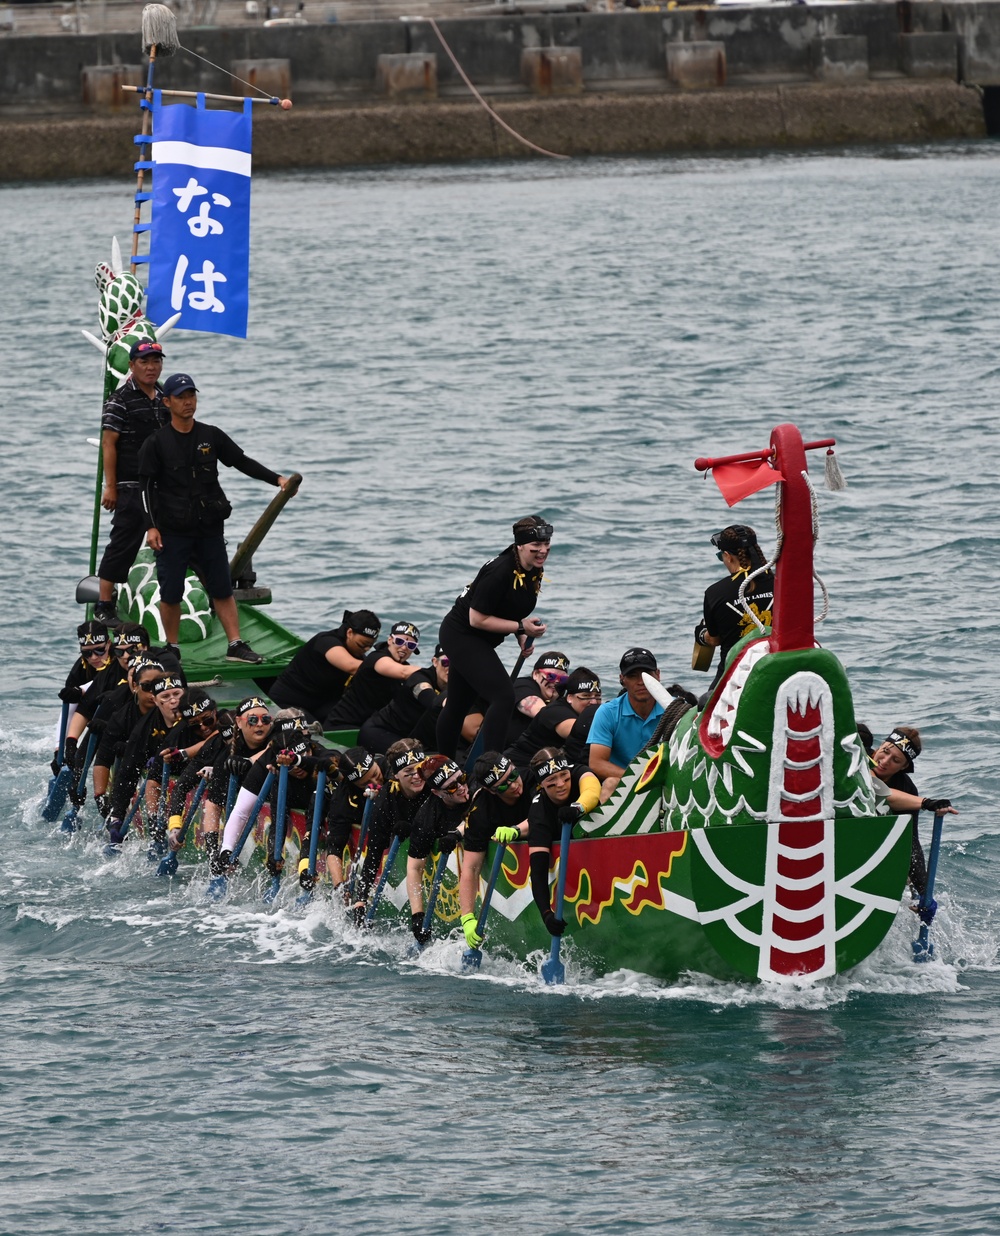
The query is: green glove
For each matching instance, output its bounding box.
[493,826,520,844]
[461,912,483,949]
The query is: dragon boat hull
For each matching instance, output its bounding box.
[362,801,911,983]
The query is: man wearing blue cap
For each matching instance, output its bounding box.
[138,373,295,664]
[94,339,168,624]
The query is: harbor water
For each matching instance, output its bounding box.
[1,143,999,1234]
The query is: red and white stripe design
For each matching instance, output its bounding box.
[760,673,836,980]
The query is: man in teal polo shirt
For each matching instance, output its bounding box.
[588,647,665,797]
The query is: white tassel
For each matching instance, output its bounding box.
[141,4,180,55]
[824,448,847,491]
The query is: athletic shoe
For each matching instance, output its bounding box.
[226,639,264,664]
[93,601,118,623]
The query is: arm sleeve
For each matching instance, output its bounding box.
[576,772,601,815]
[214,427,280,486]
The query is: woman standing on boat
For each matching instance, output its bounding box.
[436,515,552,759]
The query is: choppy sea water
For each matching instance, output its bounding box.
[1,143,999,1234]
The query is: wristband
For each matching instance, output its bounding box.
[168,815,183,830]
[516,622,526,637]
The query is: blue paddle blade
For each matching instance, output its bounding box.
[912,929,934,962]
[461,946,483,972]
[60,807,80,834]
[155,854,178,878]
[262,876,281,905]
[541,938,565,985]
[42,768,73,822]
[206,875,228,901]
[295,890,313,907]
[103,843,122,858]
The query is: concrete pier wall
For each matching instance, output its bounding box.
[0,2,995,178]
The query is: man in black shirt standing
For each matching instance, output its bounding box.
[94,340,168,624]
[138,373,295,664]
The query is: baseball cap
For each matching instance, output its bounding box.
[162,373,198,398]
[130,339,164,361]
[534,651,569,673]
[619,647,657,675]
[566,668,601,696]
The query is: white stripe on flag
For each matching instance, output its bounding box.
[152,141,251,176]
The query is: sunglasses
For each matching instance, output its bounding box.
[492,775,520,794]
[192,714,217,728]
[391,636,418,651]
[113,645,134,657]
[539,670,568,685]
[439,778,467,795]
[83,646,110,658]
[138,681,158,693]
[244,714,272,726]
[437,656,450,667]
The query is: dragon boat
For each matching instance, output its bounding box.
[364,423,915,984]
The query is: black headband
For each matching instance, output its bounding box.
[480,756,515,791]
[153,674,184,694]
[390,749,425,774]
[344,751,375,784]
[535,755,570,781]
[885,730,919,766]
[429,760,464,791]
[181,697,215,719]
[237,696,270,717]
[513,520,553,545]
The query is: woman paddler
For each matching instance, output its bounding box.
[436,515,551,759]
[269,609,381,726]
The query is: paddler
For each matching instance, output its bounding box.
[404,756,475,945]
[456,752,529,950]
[351,740,429,919]
[526,747,600,937]
[693,525,774,680]
[436,515,551,759]
[269,608,382,726]
[324,621,422,732]
[297,746,384,893]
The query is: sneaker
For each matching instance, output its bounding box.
[93,601,118,623]
[226,639,264,664]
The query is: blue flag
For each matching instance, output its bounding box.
[147,93,252,339]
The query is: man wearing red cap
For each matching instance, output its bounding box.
[94,339,168,624]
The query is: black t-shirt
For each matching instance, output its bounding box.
[409,793,472,861]
[325,643,406,729]
[506,698,576,768]
[272,626,354,712]
[373,665,442,738]
[102,376,167,484]
[443,546,543,648]
[77,671,130,724]
[463,783,532,851]
[703,569,775,662]
[139,420,280,535]
[563,702,600,765]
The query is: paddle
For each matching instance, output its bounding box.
[464,643,533,773]
[42,702,72,822]
[364,834,402,926]
[206,770,276,901]
[540,819,573,985]
[103,774,149,856]
[262,763,290,905]
[409,849,450,955]
[461,840,508,973]
[295,769,327,906]
[60,731,98,834]
[146,759,172,861]
[155,776,208,878]
[912,810,946,963]
[345,794,375,904]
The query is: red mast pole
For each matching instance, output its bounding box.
[768,423,814,652]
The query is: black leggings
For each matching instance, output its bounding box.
[436,620,515,758]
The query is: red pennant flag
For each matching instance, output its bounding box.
[712,460,784,507]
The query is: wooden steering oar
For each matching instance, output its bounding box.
[228,473,302,586]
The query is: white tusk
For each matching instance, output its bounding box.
[642,673,672,708]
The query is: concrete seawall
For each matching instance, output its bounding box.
[1,2,997,179]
